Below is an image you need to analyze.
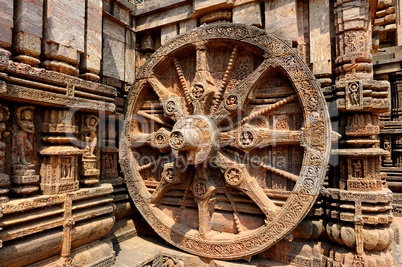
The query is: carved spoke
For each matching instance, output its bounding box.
[147,76,174,99]
[150,162,182,205]
[219,127,302,150]
[148,76,188,121]
[223,148,299,183]
[137,110,173,128]
[190,42,217,115]
[191,168,216,239]
[213,59,274,124]
[213,152,280,221]
[130,128,171,152]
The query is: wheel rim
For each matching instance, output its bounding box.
[120,24,332,259]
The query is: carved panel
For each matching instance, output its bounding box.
[120,24,332,259]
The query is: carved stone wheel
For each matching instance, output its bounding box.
[120,24,331,260]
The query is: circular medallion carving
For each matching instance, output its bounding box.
[224,167,244,186]
[224,94,240,111]
[120,24,331,260]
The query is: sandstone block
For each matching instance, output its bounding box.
[136,4,192,32]
[14,0,43,37]
[233,2,262,27]
[45,0,85,52]
[13,32,41,57]
[194,0,230,13]
[233,0,255,6]
[179,19,198,34]
[87,1,103,31]
[265,0,298,43]
[0,0,13,48]
[103,18,125,42]
[309,0,332,76]
[113,3,130,25]
[161,24,178,45]
[125,30,135,84]
[103,35,125,81]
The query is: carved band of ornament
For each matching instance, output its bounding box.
[4,60,116,96]
[337,190,392,203]
[1,184,113,214]
[6,85,115,113]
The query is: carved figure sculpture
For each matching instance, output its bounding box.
[348,82,359,106]
[120,25,332,260]
[13,106,35,165]
[82,115,99,157]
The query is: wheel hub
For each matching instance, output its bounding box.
[169,115,218,165]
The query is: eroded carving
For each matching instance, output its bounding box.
[11,106,39,196]
[0,105,10,202]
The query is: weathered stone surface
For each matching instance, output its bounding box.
[309,0,332,76]
[161,24,178,45]
[102,18,125,81]
[194,0,231,13]
[265,0,298,43]
[179,19,198,34]
[80,0,102,80]
[232,2,262,27]
[43,0,85,70]
[136,4,192,32]
[0,0,13,49]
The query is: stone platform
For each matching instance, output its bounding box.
[114,235,290,267]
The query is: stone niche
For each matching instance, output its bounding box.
[40,146,82,195]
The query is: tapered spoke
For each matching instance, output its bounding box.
[191,168,216,239]
[150,162,182,205]
[223,148,300,183]
[147,76,188,121]
[213,152,279,221]
[130,128,171,152]
[219,127,302,150]
[190,41,217,115]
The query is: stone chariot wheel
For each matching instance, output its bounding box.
[120,24,332,260]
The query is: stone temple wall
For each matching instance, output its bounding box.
[0,0,400,266]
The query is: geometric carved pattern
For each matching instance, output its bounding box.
[120,24,332,259]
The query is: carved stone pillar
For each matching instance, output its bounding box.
[39,109,82,195]
[13,0,43,66]
[330,1,394,265]
[43,0,85,76]
[0,105,10,202]
[79,0,102,82]
[80,115,100,187]
[10,106,39,196]
[0,0,13,53]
